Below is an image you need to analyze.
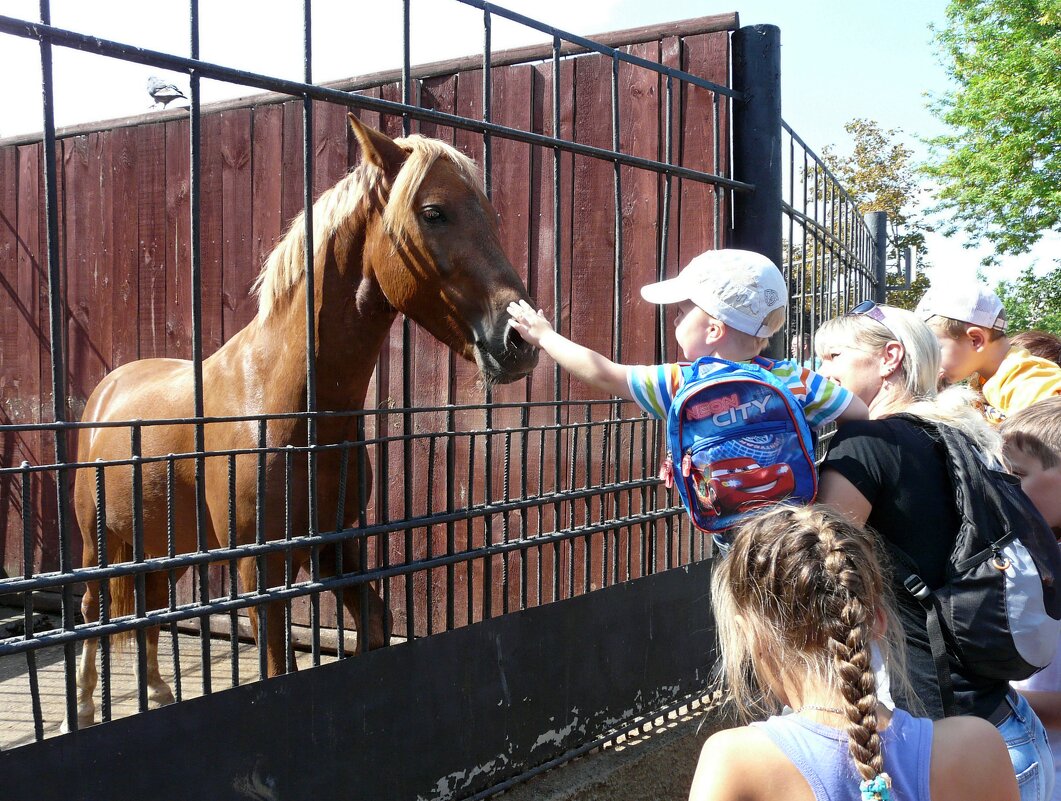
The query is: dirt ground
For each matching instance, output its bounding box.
[496,699,736,801]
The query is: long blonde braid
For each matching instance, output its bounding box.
[712,506,902,795]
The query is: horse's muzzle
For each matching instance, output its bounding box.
[474,319,539,384]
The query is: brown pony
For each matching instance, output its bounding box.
[65,115,538,731]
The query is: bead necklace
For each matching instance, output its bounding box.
[796,704,845,716]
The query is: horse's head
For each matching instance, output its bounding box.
[350,115,538,385]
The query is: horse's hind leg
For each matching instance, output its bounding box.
[59,581,102,733]
[143,571,176,707]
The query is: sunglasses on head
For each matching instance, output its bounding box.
[848,300,900,340]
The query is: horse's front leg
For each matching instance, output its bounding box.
[239,554,294,677]
[335,537,389,652]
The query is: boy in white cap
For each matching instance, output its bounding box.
[507,248,867,457]
[917,281,1061,416]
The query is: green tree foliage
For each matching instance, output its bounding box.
[925,0,1061,257]
[819,119,932,309]
[995,266,1061,335]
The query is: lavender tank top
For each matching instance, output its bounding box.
[750,707,933,801]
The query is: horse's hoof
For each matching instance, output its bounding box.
[148,686,175,707]
[59,705,96,734]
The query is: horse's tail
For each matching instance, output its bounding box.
[108,541,136,650]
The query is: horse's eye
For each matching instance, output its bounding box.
[421,206,446,224]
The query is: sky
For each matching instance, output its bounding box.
[1,0,1057,287]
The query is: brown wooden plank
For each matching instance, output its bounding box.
[221,106,256,337]
[138,122,168,360]
[481,63,536,617]
[677,31,729,271]
[313,101,350,201]
[62,132,110,421]
[245,103,283,337]
[0,144,27,578]
[199,113,225,359]
[164,118,192,361]
[280,99,305,230]
[614,41,665,580]
[111,125,140,368]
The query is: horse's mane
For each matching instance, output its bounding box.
[252,134,482,319]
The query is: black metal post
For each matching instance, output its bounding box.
[866,210,888,303]
[731,24,783,356]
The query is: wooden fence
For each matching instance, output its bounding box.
[0,15,734,634]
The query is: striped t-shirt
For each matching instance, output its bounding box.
[626,355,853,428]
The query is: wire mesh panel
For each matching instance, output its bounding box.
[780,119,880,360]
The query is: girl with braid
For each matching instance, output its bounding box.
[689,506,1017,801]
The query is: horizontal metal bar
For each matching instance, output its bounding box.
[0,397,646,434]
[451,0,740,98]
[0,477,671,594]
[0,15,751,191]
[0,413,655,476]
[0,507,684,656]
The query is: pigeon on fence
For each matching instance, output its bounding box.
[147,76,187,109]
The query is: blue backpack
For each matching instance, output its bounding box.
[660,357,818,533]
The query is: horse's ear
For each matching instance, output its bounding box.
[348,113,407,176]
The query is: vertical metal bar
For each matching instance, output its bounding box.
[482,8,493,199]
[400,0,416,646]
[95,461,111,722]
[402,0,411,137]
[227,454,239,687]
[466,432,476,623]
[37,0,77,734]
[284,445,295,672]
[713,92,722,249]
[480,5,495,624]
[130,426,148,713]
[302,0,321,667]
[425,434,437,635]
[356,417,371,650]
[255,420,268,680]
[334,441,349,655]
[163,458,182,700]
[608,51,623,588]
[519,405,530,611]
[502,429,511,615]
[658,74,673,360]
[188,0,212,698]
[445,408,456,631]
[166,457,182,701]
[21,463,44,740]
[551,35,563,605]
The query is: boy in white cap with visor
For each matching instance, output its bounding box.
[507,249,868,527]
[917,281,1061,417]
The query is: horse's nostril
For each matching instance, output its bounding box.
[506,325,528,351]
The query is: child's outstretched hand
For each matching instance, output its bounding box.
[507,300,554,348]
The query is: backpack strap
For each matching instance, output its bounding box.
[886,541,957,717]
[883,414,964,717]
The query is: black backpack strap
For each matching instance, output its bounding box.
[894,553,957,717]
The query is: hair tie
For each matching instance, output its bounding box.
[859,773,892,801]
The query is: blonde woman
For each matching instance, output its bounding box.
[690,506,1017,801]
[814,302,1052,801]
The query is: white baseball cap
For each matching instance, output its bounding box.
[640,249,788,337]
[915,282,1007,332]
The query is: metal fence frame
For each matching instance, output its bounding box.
[0,4,884,798]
